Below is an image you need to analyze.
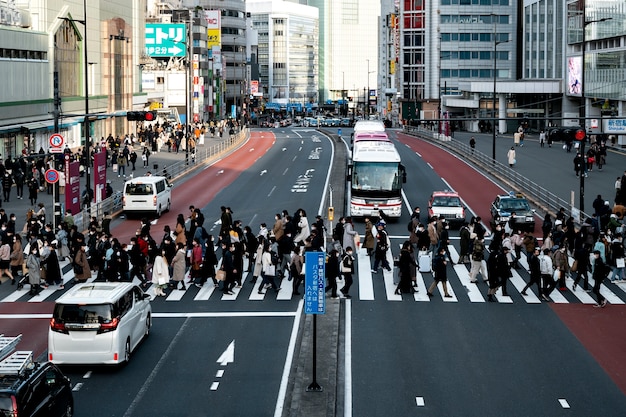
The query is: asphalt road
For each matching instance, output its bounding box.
[1,126,626,416]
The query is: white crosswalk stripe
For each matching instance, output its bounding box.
[4,243,626,305]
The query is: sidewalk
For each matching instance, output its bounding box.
[5,132,234,234]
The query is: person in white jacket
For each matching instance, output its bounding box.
[151,250,170,297]
[293,208,310,244]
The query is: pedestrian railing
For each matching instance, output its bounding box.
[402,126,590,222]
[73,128,249,231]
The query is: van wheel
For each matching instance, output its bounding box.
[156,205,162,218]
[124,338,131,363]
[144,314,151,338]
[65,402,74,417]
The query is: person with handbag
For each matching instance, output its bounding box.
[151,249,170,297]
[200,235,218,288]
[259,242,279,295]
[170,242,187,291]
[73,245,91,283]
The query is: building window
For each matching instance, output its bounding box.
[54,19,80,98]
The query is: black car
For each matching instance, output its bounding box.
[490,193,536,231]
[0,337,73,417]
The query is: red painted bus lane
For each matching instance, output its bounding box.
[552,304,626,395]
[396,132,504,224]
[111,132,276,242]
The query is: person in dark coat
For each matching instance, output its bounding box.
[572,244,591,291]
[396,241,417,294]
[325,249,340,298]
[521,247,542,297]
[427,246,451,298]
[592,250,608,308]
[44,241,63,288]
[371,223,392,273]
[486,247,511,301]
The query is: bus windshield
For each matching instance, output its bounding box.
[352,162,401,192]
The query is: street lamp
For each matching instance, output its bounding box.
[491,33,509,161]
[578,11,612,213]
[366,60,375,119]
[59,0,91,209]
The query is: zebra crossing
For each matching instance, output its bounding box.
[2,245,626,305]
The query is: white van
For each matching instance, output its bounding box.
[48,282,152,365]
[122,175,172,217]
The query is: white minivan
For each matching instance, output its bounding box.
[48,282,152,365]
[122,175,172,217]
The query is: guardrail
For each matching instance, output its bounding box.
[402,126,590,222]
[71,128,249,232]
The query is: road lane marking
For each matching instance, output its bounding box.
[558,398,570,409]
[357,247,374,300]
[274,299,303,417]
[344,299,352,417]
[449,246,485,302]
[123,318,192,417]
[416,397,425,407]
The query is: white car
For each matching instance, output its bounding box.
[49,283,152,365]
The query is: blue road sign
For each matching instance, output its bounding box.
[305,252,326,315]
[145,24,186,57]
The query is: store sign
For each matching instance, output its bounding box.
[145,23,186,57]
[605,119,626,134]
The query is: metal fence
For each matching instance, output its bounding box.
[71,128,249,231]
[402,126,589,222]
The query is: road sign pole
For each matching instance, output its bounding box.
[306,314,323,392]
[304,252,325,392]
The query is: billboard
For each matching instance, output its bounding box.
[145,23,186,57]
[567,56,582,96]
[205,10,221,49]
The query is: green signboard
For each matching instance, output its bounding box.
[145,23,186,57]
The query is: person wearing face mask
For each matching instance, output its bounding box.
[438,221,454,264]
[340,246,355,298]
[6,213,16,236]
[9,235,23,284]
[26,245,42,295]
[0,236,14,285]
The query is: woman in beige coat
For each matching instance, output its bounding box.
[170,243,187,290]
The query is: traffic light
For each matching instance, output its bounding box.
[144,111,157,122]
[127,111,157,121]
[574,129,586,141]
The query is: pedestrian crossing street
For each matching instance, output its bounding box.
[2,244,626,305]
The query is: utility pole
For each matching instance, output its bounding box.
[53,71,62,228]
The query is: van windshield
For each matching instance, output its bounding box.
[53,304,114,324]
[125,183,153,195]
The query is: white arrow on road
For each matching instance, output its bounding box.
[260,170,267,176]
[217,340,235,366]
